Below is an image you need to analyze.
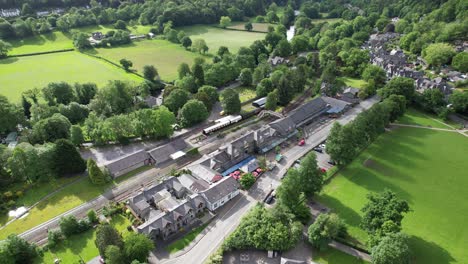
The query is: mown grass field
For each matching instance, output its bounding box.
[338,77,367,89]
[179,25,266,54]
[396,107,458,129]
[90,39,204,81]
[317,127,468,263]
[0,51,141,102]
[314,248,367,264]
[8,24,153,55]
[227,22,274,32]
[39,214,132,263]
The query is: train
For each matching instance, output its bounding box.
[202,115,243,135]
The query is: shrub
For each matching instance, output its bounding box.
[47,230,63,248]
[87,209,98,224]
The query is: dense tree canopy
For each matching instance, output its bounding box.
[221,88,241,114]
[178,99,209,127]
[123,233,154,263]
[0,95,23,134]
[308,213,346,250]
[371,232,411,264]
[95,224,124,257]
[423,43,456,67]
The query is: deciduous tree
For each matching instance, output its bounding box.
[123,233,155,262]
[221,88,241,114]
[219,16,231,28]
[95,224,124,257]
[308,213,346,250]
[178,99,209,126]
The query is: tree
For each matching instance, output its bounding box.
[114,20,127,30]
[176,75,198,93]
[452,52,468,72]
[298,152,324,197]
[371,233,411,264]
[53,139,86,175]
[72,32,91,50]
[265,89,278,110]
[0,39,12,58]
[75,83,97,105]
[245,22,253,31]
[21,3,34,16]
[95,224,124,257]
[198,85,219,105]
[192,63,205,86]
[379,77,415,102]
[123,233,155,262]
[221,88,241,114]
[88,158,107,185]
[239,68,253,86]
[58,102,89,124]
[219,16,231,28]
[143,65,158,81]
[423,43,456,67]
[361,189,410,233]
[181,36,192,50]
[120,59,133,71]
[217,46,230,57]
[105,245,126,264]
[362,64,387,86]
[277,76,292,106]
[0,95,23,134]
[239,173,255,189]
[0,234,38,264]
[193,39,209,54]
[419,89,445,112]
[70,125,85,146]
[31,114,71,144]
[178,63,192,79]
[276,169,311,223]
[449,91,468,114]
[291,35,309,54]
[178,99,209,126]
[89,81,134,117]
[22,95,32,119]
[308,213,346,250]
[42,82,75,106]
[59,215,80,237]
[164,88,190,113]
[87,209,98,224]
[275,39,291,57]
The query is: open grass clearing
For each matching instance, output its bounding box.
[396,107,457,129]
[317,127,468,264]
[0,51,141,102]
[39,214,132,263]
[226,22,274,32]
[166,223,209,254]
[89,39,204,82]
[179,25,266,54]
[234,86,257,103]
[338,77,367,89]
[311,17,342,24]
[8,31,73,55]
[314,248,368,264]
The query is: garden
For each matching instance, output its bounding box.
[317,126,468,263]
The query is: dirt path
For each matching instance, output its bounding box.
[390,123,468,137]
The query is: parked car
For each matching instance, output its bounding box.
[298,138,305,146]
[313,147,323,153]
[327,160,336,165]
[265,195,274,204]
[319,144,326,149]
[294,159,301,164]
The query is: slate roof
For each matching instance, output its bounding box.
[269,117,297,136]
[289,97,330,127]
[343,87,359,95]
[148,139,187,164]
[105,150,151,176]
[201,176,239,204]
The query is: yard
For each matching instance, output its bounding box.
[234,86,257,103]
[39,214,132,263]
[166,223,209,254]
[179,25,266,54]
[89,39,204,82]
[313,248,367,264]
[0,51,141,102]
[337,77,367,89]
[317,127,468,263]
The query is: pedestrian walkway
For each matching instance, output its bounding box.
[390,123,468,137]
[329,240,371,262]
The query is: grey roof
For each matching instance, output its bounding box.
[202,176,239,204]
[187,163,219,184]
[269,117,296,136]
[343,87,359,95]
[105,150,150,175]
[148,139,187,164]
[289,97,330,126]
[178,174,209,193]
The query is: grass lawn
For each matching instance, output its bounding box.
[179,25,266,54]
[8,31,73,55]
[338,77,367,89]
[313,248,368,264]
[0,178,110,240]
[311,17,342,24]
[40,214,132,263]
[226,22,274,32]
[234,86,257,103]
[396,108,456,129]
[0,51,141,102]
[114,165,153,184]
[89,39,204,82]
[166,223,209,254]
[317,127,468,263]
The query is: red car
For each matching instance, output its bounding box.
[298,139,305,146]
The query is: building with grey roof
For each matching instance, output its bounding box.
[105,150,154,178]
[148,139,187,165]
[201,176,240,211]
[289,97,330,127]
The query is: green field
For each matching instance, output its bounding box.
[396,108,457,129]
[227,22,274,32]
[0,51,141,102]
[40,214,132,263]
[338,77,367,89]
[179,25,266,54]
[314,248,367,264]
[317,127,468,263]
[90,39,204,81]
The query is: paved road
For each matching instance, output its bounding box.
[150,96,380,264]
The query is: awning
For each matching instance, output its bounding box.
[170,151,186,160]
